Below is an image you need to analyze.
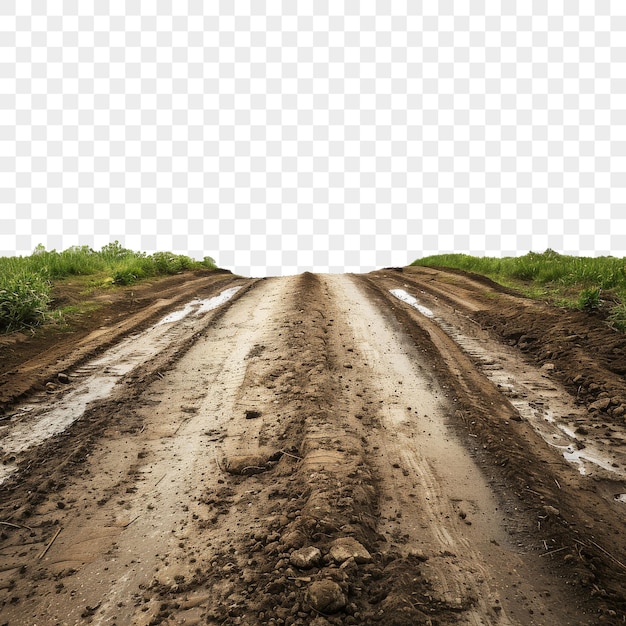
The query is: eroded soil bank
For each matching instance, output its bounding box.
[0,269,625,625]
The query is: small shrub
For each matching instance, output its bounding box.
[100,240,135,261]
[150,251,194,274]
[577,287,601,311]
[112,270,138,285]
[177,255,194,271]
[151,251,176,274]
[112,258,150,285]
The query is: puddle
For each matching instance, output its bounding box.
[560,445,618,475]
[391,289,625,480]
[0,287,241,485]
[390,289,434,317]
[157,286,241,324]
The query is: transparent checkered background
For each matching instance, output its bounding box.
[1,2,625,277]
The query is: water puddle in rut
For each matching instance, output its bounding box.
[157,286,241,324]
[389,288,434,317]
[390,289,625,482]
[0,287,241,485]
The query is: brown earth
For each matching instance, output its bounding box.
[0,267,625,625]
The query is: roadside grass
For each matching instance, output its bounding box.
[0,242,217,333]
[411,250,626,332]
[0,270,51,333]
[44,299,102,332]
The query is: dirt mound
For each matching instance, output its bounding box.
[475,301,626,420]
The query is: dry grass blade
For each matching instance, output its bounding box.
[38,527,62,560]
[0,521,33,531]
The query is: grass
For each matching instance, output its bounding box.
[0,270,51,332]
[411,249,626,332]
[0,242,217,333]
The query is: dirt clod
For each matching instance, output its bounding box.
[223,454,274,475]
[328,537,372,565]
[306,579,347,614]
[290,546,322,569]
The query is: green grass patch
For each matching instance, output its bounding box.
[577,287,602,311]
[0,242,218,333]
[46,301,102,332]
[0,270,51,332]
[411,250,626,330]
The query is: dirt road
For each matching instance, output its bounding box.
[0,269,625,625]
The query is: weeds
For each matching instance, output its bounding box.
[413,250,626,291]
[577,287,601,311]
[412,250,626,332]
[608,304,626,333]
[0,271,51,332]
[0,242,218,333]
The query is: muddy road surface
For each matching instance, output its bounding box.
[0,268,625,625]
